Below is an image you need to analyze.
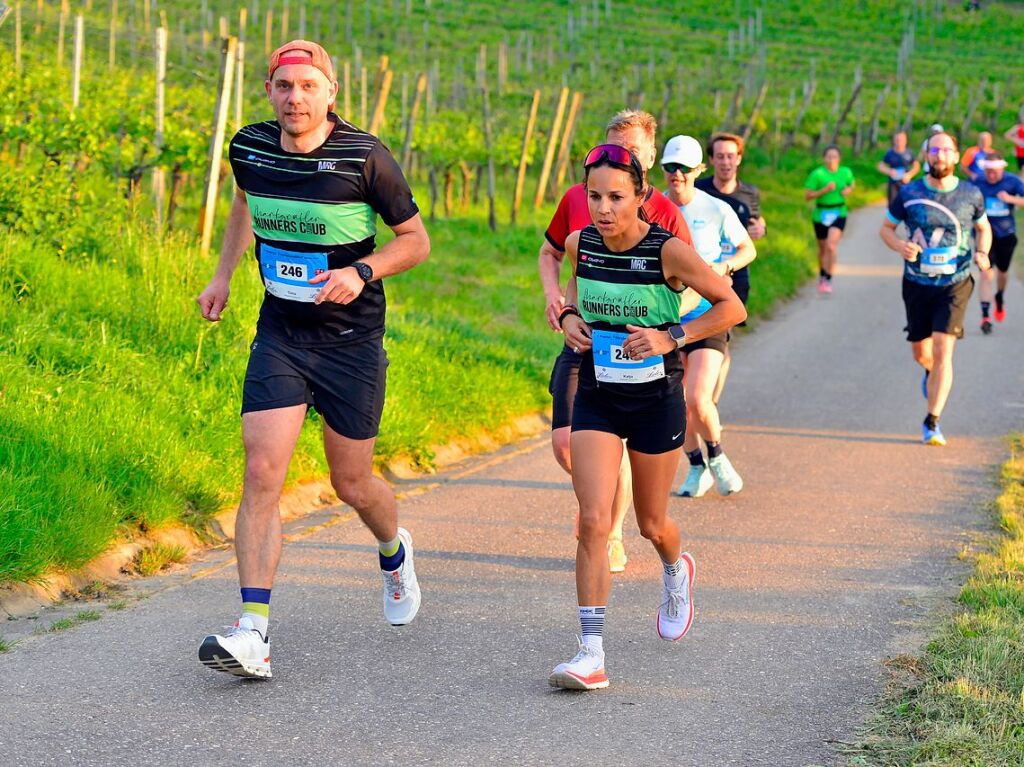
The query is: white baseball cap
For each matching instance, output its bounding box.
[661,135,703,168]
[929,123,944,133]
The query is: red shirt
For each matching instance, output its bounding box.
[544,183,692,251]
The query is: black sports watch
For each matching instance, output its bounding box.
[668,324,687,349]
[351,261,373,283]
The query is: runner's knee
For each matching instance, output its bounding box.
[577,510,610,544]
[552,429,572,474]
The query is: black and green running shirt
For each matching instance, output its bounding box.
[229,114,419,346]
[575,223,684,396]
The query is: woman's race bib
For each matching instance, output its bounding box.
[260,245,329,302]
[819,209,841,227]
[920,246,958,276]
[591,329,665,384]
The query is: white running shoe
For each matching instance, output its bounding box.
[657,552,696,641]
[382,527,421,626]
[548,640,609,690]
[676,464,714,497]
[198,616,271,679]
[708,453,743,495]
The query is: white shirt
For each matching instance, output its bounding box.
[674,187,748,264]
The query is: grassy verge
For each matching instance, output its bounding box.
[847,436,1024,765]
[0,141,881,585]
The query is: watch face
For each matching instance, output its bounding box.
[354,262,373,282]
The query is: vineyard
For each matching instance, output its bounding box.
[1,0,1024,583]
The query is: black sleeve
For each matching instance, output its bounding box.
[363,141,419,227]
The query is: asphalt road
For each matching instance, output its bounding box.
[2,205,1022,767]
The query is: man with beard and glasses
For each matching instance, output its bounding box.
[880,132,992,446]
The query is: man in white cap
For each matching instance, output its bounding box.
[661,135,756,498]
[973,151,1024,331]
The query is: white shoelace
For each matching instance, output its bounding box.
[662,582,690,618]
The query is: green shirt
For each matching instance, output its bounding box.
[804,165,854,222]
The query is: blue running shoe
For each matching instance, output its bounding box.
[922,424,947,446]
[921,370,929,400]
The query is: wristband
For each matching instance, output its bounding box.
[558,305,581,328]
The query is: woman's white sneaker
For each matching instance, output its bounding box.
[198,617,272,679]
[676,464,714,497]
[548,641,609,690]
[382,527,421,626]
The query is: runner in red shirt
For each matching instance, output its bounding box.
[537,110,692,575]
[1002,106,1024,175]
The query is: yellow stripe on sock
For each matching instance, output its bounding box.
[378,537,401,557]
[242,602,270,618]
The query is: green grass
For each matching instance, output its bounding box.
[0,637,12,653]
[41,610,103,635]
[132,543,189,576]
[847,436,1024,766]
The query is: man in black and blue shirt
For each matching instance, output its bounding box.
[195,40,430,679]
[880,132,992,447]
[877,131,920,206]
[973,152,1024,330]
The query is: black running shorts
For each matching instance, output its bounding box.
[902,276,974,342]
[241,333,388,440]
[990,234,1017,273]
[813,217,847,240]
[682,331,729,355]
[548,344,584,430]
[571,385,686,455]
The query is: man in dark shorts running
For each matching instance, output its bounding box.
[973,152,1024,331]
[694,132,766,401]
[880,132,991,446]
[538,110,691,575]
[878,130,920,206]
[194,40,430,679]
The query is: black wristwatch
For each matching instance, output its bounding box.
[668,324,687,349]
[351,261,373,283]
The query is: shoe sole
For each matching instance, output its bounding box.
[925,437,947,446]
[548,669,609,690]
[198,637,271,679]
[386,528,421,626]
[657,552,696,641]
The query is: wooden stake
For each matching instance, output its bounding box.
[401,73,426,168]
[481,81,497,231]
[511,89,541,224]
[219,16,228,38]
[534,86,569,209]
[199,36,238,256]
[14,3,22,73]
[71,14,83,109]
[359,65,367,127]
[553,91,583,191]
[234,40,246,134]
[238,7,247,43]
[368,69,392,135]
[56,3,66,68]
[153,26,167,228]
[741,81,769,145]
[280,0,288,42]
[343,60,351,121]
[108,0,117,70]
[264,8,271,54]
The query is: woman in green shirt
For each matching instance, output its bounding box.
[804,144,855,294]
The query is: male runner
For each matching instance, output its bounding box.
[973,152,1024,331]
[662,135,756,497]
[960,131,994,181]
[194,40,430,678]
[880,132,991,446]
[1001,106,1024,175]
[695,132,766,403]
[538,110,691,574]
[878,131,920,206]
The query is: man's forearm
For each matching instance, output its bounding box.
[362,227,430,280]
[214,192,255,281]
[538,243,565,302]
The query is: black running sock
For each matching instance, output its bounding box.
[706,441,723,459]
[996,291,1004,311]
[825,272,833,281]
[981,301,991,319]
[687,448,705,467]
[819,268,828,278]
[924,413,939,430]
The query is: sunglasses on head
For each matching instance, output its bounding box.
[583,144,645,179]
[661,162,695,175]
